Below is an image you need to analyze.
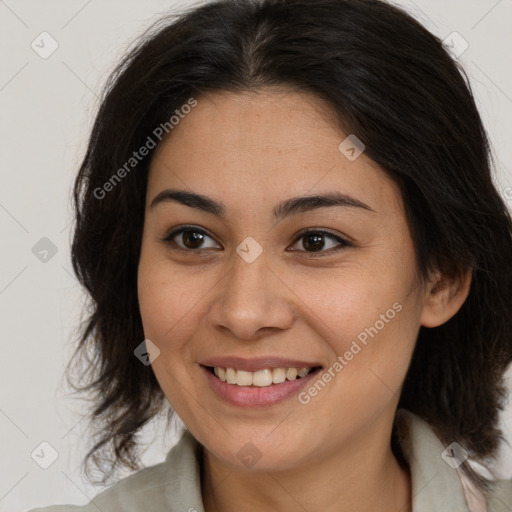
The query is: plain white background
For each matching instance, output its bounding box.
[1,0,511,510]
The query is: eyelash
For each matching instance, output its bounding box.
[161,225,352,258]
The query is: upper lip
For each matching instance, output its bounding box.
[200,356,322,372]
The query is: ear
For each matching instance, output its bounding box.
[420,268,472,328]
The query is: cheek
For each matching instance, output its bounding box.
[289,262,421,401]
[285,257,415,344]
[137,255,209,346]
[137,258,204,410]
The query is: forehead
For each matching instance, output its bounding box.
[147,88,404,218]
[154,87,344,157]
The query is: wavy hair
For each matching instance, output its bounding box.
[68,0,512,487]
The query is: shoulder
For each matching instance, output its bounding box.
[486,479,512,512]
[26,430,203,512]
[395,409,512,512]
[26,459,169,512]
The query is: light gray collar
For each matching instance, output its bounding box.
[160,410,476,512]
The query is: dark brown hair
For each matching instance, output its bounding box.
[69,0,512,488]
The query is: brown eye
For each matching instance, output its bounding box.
[289,229,351,256]
[180,230,205,249]
[163,226,220,251]
[302,233,327,251]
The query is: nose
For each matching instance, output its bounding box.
[208,247,295,340]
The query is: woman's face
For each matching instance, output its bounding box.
[138,88,432,470]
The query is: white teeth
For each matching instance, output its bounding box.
[297,367,310,378]
[225,367,237,384]
[286,368,298,380]
[216,367,226,381]
[272,368,286,384]
[212,366,315,387]
[236,369,253,386]
[252,369,273,387]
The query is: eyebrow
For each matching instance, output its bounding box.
[149,188,374,220]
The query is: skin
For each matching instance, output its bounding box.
[137,87,471,512]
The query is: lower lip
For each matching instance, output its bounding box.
[200,365,322,407]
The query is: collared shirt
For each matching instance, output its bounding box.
[28,409,512,512]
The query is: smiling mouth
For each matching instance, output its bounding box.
[204,365,323,387]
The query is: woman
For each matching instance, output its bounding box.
[30,0,512,510]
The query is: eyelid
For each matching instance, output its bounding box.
[287,227,352,256]
[162,225,352,255]
[162,224,221,251]
[292,226,352,243]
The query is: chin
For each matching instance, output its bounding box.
[198,428,314,472]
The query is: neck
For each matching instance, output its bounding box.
[200,417,412,512]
